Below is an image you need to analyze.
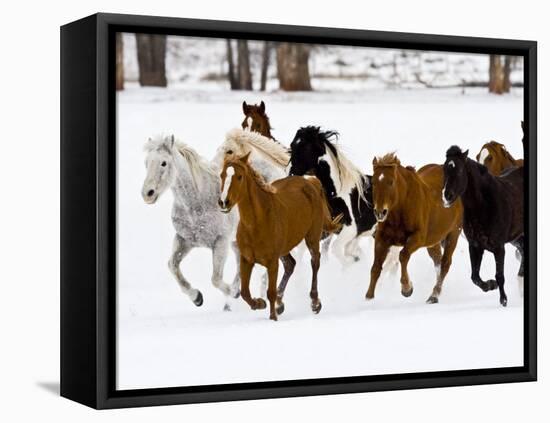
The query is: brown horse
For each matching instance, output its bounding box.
[218,153,340,320]
[241,101,276,140]
[366,153,463,303]
[475,141,523,176]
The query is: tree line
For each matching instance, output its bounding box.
[115,34,518,95]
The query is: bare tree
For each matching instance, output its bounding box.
[237,40,253,90]
[276,43,312,91]
[116,33,124,91]
[260,41,271,91]
[503,55,512,92]
[489,54,512,94]
[226,40,237,90]
[135,34,167,87]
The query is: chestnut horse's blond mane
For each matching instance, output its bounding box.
[225,128,290,169]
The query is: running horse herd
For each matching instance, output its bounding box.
[141,100,525,321]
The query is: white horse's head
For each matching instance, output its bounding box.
[213,130,249,168]
[142,135,177,204]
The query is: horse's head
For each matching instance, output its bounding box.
[475,141,514,176]
[442,146,469,208]
[289,126,337,176]
[241,101,270,136]
[214,134,247,167]
[142,135,177,204]
[218,153,251,213]
[372,153,402,222]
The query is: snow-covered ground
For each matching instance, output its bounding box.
[116,77,524,389]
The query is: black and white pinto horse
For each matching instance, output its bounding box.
[442,146,524,306]
[288,126,399,270]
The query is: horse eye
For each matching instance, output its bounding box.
[237,175,242,180]
[161,161,167,167]
[487,156,492,161]
[227,150,233,155]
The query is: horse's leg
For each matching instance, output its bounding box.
[211,238,238,311]
[366,237,390,300]
[469,244,497,292]
[266,259,280,321]
[493,245,508,307]
[397,235,423,298]
[276,253,296,316]
[230,241,241,298]
[344,237,362,262]
[305,237,322,314]
[426,229,459,303]
[239,255,266,311]
[168,234,203,306]
[321,234,333,261]
[512,236,524,297]
[332,224,357,266]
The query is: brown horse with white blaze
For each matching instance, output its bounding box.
[219,154,340,320]
[241,101,276,140]
[367,153,463,303]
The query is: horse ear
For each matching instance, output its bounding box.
[170,135,175,149]
[242,101,249,115]
[259,101,265,114]
[462,149,469,158]
[372,157,378,167]
[239,152,251,163]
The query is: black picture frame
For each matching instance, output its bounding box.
[60,12,537,409]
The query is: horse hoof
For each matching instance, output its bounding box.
[312,301,322,314]
[353,256,360,263]
[255,298,267,309]
[500,297,508,307]
[223,303,231,312]
[487,280,498,291]
[193,291,204,307]
[426,296,439,304]
[401,286,413,298]
[276,302,285,315]
[232,288,241,299]
[269,314,278,322]
[365,292,374,301]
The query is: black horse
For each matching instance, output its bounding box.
[442,146,524,306]
[288,126,379,264]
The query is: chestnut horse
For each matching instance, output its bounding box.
[367,153,463,303]
[241,101,276,140]
[218,154,340,320]
[475,141,523,176]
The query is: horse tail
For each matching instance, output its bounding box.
[319,187,343,234]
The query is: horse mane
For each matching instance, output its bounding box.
[304,126,368,201]
[375,152,402,167]
[145,135,217,190]
[225,128,290,169]
[226,157,276,193]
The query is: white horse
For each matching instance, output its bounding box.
[141,134,240,309]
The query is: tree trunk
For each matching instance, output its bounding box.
[236,40,253,90]
[116,33,124,91]
[489,54,504,94]
[226,39,237,90]
[260,41,271,91]
[276,43,312,91]
[502,55,512,93]
[135,34,167,87]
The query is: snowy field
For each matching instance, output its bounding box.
[116,85,524,390]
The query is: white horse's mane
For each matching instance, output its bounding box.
[325,142,368,202]
[224,128,290,168]
[145,135,217,190]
